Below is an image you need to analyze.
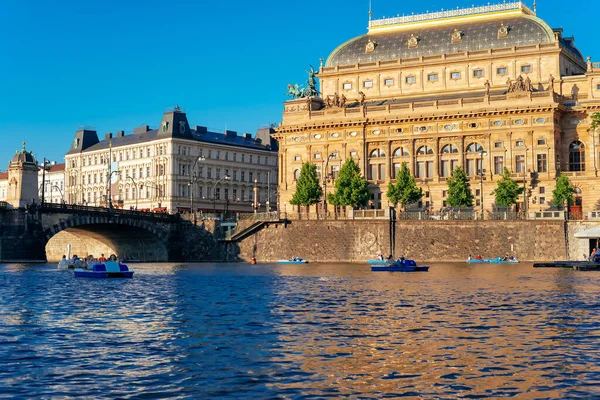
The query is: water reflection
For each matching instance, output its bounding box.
[0,262,599,398]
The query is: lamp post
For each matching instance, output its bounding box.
[212,174,231,213]
[124,175,140,210]
[523,148,528,218]
[51,185,64,204]
[323,153,337,216]
[253,178,258,215]
[479,148,487,218]
[40,158,50,205]
[107,170,121,210]
[188,156,205,224]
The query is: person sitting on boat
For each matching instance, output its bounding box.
[109,254,117,262]
[590,248,598,262]
[387,254,393,260]
[72,255,83,268]
[509,255,515,261]
[99,254,107,263]
[475,255,483,260]
[377,254,383,261]
[467,254,472,261]
[594,248,600,263]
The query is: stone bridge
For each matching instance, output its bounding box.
[0,204,222,262]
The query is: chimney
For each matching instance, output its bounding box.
[105,133,113,140]
[225,130,237,137]
[133,125,150,135]
[194,125,208,134]
[244,133,253,140]
[116,130,125,138]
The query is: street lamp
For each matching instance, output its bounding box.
[213,174,231,213]
[253,178,258,214]
[523,148,529,218]
[479,148,487,218]
[323,153,337,215]
[40,158,50,205]
[188,156,205,224]
[107,170,121,210]
[124,175,140,210]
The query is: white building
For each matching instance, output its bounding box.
[64,107,278,213]
[38,162,65,204]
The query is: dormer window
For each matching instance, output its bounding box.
[407,34,419,48]
[450,29,463,44]
[497,24,509,39]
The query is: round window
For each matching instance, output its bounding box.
[514,119,525,125]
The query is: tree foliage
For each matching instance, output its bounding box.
[446,166,474,207]
[289,162,322,206]
[588,112,600,133]
[552,173,576,208]
[386,162,423,210]
[328,158,370,208]
[491,168,524,207]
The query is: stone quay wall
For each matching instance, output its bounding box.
[234,220,568,263]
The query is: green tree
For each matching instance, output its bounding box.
[491,168,524,208]
[386,162,423,211]
[446,166,474,208]
[290,162,323,210]
[588,112,600,133]
[328,158,370,208]
[552,173,576,209]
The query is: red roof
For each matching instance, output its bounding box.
[0,172,7,180]
[38,163,65,173]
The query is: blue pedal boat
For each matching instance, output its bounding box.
[467,257,519,264]
[74,261,134,278]
[371,259,429,272]
[367,259,389,265]
[278,258,308,264]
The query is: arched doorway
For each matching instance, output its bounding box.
[569,187,583,219]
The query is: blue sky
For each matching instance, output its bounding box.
[0,0,596,167]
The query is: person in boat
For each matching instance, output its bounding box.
[475,255,483,260]
[467,254,472,261]
[594,248,600,263]
[72,255,83,268]
[590,248,597,262]
[99,254,107,263]
[377,254,383,260]
[387,254,393,261]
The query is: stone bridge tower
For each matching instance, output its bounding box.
[7,143,38,209]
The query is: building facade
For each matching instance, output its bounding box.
[38,162,65,204]
[276,2,600,215]
[64,108,278,214]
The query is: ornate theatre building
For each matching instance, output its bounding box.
[275,2,600,215]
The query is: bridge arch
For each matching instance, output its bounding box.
[44,215,171,262]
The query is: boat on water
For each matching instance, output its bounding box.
[467,257,519,264]
[73,261,134,278]
[367,259,390,265]
[371,259,429,272]
[278,258,308,264]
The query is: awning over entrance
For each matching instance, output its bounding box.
[574,227,600,238]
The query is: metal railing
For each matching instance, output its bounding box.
[39,202,178,221]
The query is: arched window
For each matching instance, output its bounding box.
[441,144,459,154]
[417,146,434,155]
[569,141,585,171]
[293,169,300,181]
[466,143,484,152]
[393,147,410,157]
[369,149,386,158]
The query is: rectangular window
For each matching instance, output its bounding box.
[442,190,448,198]
[249,171,253,182]
[225,152,229,161]
[494,141,503,148]
[540,197,546,204]
[537,139,546,145]
[539,186,545,194]
[597,84,600,90]
[466,159,475,176]
[343,82,352,90]
[450,71,461,79]
[441,160,449,177]
[363,80,373,88]
[521,65,532,73]
[428,73,438,82]
[497,67,507,75]
[393,163,401,179]
[416,161,425,178]
[426,161,433,178]
[295,155,301,161]
[241,171,245,182]
[516,140,525,147]
[475,189,481,196]
[515,155,525,173]
[369,164,377,180]
[384,78,394,86]
[406,76,416,84]
[378,164,386,181]
[537,154,548,172]
[494,156,504,175]
[473,69,484,77]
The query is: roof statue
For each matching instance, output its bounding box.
[507,75,533,93]
[285,65,319,99]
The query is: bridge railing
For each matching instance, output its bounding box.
[39,202,179,221]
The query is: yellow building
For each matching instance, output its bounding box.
[275,1,600,216]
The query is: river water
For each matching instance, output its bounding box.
[0,262,599,399]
